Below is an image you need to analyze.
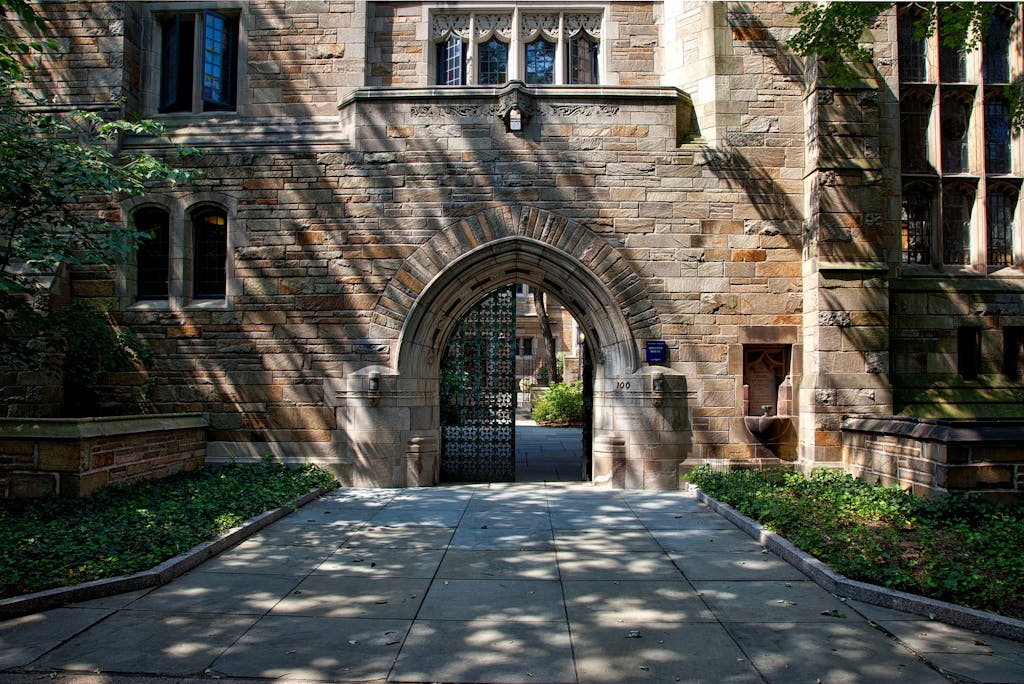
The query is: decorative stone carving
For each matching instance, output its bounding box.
[411,104,485,118]
[544,104,620,117]
[474,13,513,39]
[565,13,602,37]
[520,13,559,39]
[432,13,471,39]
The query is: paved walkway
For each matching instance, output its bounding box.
[2,483,1023,683]
[516,424,583,482]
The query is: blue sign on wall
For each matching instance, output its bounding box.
[645,340,668,364]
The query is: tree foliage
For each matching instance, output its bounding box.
[788,2,1023,128]
[0,0,198,294]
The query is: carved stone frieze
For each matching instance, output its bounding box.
[564,13,602,37]
[544,104,620,117]
[520,13,559,39]
[432,13,471,39]
[411,104,485,118]
[474,13,513,39]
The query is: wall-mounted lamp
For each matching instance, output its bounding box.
[652,371,664,407]
[368,371,381,406]
[507,105,523,132]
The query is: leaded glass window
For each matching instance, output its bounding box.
[939,23,967,82]
[901,90,932,172]
[159,10,238,113]
[478,36,508,85]
[525,36,555,85]
[202,11,236,110]
[569,32,599,85]
[985,95,1012,174]
[902,184,933,264]
[987,186,1016,266]
[983,10,1013,83]
[436,34,465,85]
[192,208,227,299]
[942,185,974,265]
[898,8,927,82]
[941,93,971,174]
[135,208,170,300]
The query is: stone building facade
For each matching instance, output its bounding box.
[7,1,1024,490]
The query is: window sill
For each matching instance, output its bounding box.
[129,300,171,311]
[184,299,229,311]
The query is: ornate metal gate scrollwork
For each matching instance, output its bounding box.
[439,285,516,482]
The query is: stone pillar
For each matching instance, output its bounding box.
[799,64,895,471]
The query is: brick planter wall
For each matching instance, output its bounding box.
[842,417,1024,501]
[0,414,207,499]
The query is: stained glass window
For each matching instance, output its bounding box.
[436,34,465,85]
[569,32,599,85]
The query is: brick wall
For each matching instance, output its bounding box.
[843,417,1024,501]
[0,414,207,498]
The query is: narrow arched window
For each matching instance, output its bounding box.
[568,31,598,84]
[900,89,932,172]
[902,184,934,264]
[941,93,971,174]
[987,185,1017,266]
[982,9,1013,83]
[478,36,508,85]
[898,7,927,82]
[192,207,227,299]
[436,33,465,85]
[134,207,170,300]
[525,36,555,85]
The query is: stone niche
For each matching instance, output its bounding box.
[730,327,801,462]
[0,414,207,499]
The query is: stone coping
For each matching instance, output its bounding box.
[0,413,207,440]
[338,80,692,108]
[693,486,1024,642]
[0,486,332,621]
[843,415,1024,444]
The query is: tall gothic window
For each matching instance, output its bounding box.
[985,95,1012,174]
[134,208,170,300]
[987,185,1017,266]
[902,183,933,264]
[983,10,1012,83]
[942,185,974,265]
[898,7,927,82]
[941,92,971,174]
[569,31,599,84]
[900,89,932,172]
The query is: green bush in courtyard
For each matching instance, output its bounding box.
[531,381,583,424]
[686,465,1024,620]
[0,460,336,598]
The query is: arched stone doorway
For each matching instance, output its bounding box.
[333,206,691,490]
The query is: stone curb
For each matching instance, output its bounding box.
[694,488,1024,642]
[0,486,333,622]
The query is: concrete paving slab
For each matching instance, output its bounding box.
[245,521,355,547]
[68,589,151,611]
[198,541,334,576]
[448,525,554,550]
[554,528,664,553]
[651,528,764,554]
[279,500,387,525]
[270,575,428,619]
[570,620,762,684]
[368,507,465,527]
[459,511,553,529]
[210,615,409,681]
[917,652,1024,683]
[32,611,258,676]
[315,547,445,577]
[437,550,560,580]
[640,511,739,530]
[0,608,111,669]
[562,580,714,625]
[726,621,948,683]
[390,618,575,683]
[126,571,299,615]
[418,579,565,622]
[845,598,926,623]
[341,525,454,549]
[669,551,807,581]
[550,512,645,529]
[557,551,683,581]
[878,619,1024,660]
[692,580,852,622]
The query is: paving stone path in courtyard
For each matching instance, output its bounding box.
[2,482,1023,683]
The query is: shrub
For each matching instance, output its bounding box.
[531,381,583,424]
[686,465,1024,620]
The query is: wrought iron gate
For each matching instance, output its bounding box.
[439,285,516,482]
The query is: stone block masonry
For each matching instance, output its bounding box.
[0,415,207,499]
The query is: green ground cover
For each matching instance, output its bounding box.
[0,461,336,598]
[687,466,1024,620]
